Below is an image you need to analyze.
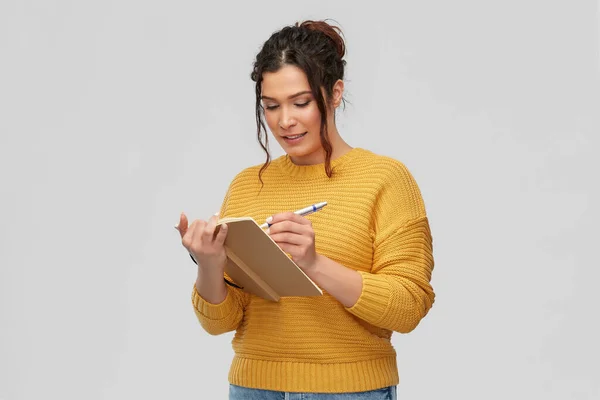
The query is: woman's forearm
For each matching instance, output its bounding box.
[305,254,363,308]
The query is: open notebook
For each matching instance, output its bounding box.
[216,217,323,302]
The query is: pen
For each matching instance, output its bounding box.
[259,201,328,229]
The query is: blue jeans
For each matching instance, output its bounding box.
[229,384,397,399]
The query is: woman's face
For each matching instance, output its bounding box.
[261,65,325,165]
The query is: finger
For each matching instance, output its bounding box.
[181,219,198,249]
[275,242,300,258]
[214,223,228,246]
[267,221,302,235]
[268,220,310,236]
[203,213,219,242]
[193,219,207,240]
[269,231,307,246]
[271,211,311,226]
[188,219,208,255]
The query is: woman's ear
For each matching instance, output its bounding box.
[332,79,344,108]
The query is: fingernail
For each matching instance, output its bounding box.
[266,216,273,223]
[215,211,220,217]
[266,228,270,234]
[174,225,179,230]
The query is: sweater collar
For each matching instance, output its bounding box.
[275,147,364,179]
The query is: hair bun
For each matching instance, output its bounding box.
[297,20,345,59]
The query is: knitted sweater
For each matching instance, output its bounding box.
[191,147,435,393]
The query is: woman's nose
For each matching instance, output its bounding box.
[278,108,297,130]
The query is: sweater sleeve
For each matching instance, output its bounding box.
[190,173,250,335]
[345,161,435,333]
[191,281,248,335]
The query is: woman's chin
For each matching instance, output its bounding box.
[283,144,308,157]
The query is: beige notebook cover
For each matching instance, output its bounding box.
[217,217,323,302]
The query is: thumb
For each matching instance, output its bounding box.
[175,212,189,238]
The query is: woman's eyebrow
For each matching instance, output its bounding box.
[261,90,312,101]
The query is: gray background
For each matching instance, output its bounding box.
[1,0,599,399]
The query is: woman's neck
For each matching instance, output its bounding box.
[289,127,352,166]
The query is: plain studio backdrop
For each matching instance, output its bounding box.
[1,1,599,399]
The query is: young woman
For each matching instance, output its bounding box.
[176,20,435,400]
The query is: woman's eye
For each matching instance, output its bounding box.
[263,101,309,110]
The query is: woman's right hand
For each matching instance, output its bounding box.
[176,212,229,272]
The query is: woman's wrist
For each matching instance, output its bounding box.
[196,265,227,304]
[302,254,325,279]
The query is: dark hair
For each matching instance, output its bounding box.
[251,20,347,184]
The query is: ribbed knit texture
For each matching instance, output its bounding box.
[191,148,435,393]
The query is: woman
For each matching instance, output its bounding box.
[176,20,435,399]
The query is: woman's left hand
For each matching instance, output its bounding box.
[266,212,319,271]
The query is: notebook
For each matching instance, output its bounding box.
[216,217,323,302]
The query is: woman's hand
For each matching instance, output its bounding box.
[176,212,229,272]
[266,212,318,271]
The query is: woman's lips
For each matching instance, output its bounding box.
[282,132,307,143]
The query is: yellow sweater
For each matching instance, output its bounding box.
[192,148,435,393]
